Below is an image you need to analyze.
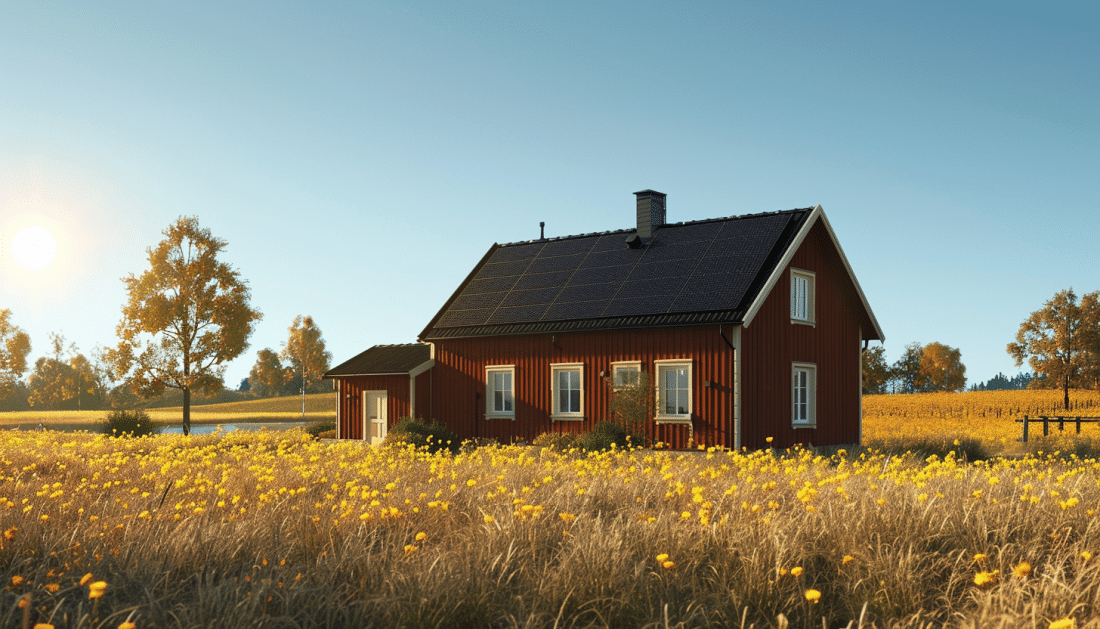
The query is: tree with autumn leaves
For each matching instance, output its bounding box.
[863,341,967,394]
[1008,288,1100,410]
[104,217,261,435]
[247,316,332,398]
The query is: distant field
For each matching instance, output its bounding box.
[863,388,1100,450]
[0,392,336,430]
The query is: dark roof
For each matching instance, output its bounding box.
[324,343,431,378]
[421,208,813,340]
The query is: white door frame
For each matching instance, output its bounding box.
[363,390,388,445]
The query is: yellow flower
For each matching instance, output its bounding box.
[415,532,427,542]
[973,553,988,563]
[12,575,25,586]
[876,498,886,506]
[1013,562,1032,578]
[559,513,575,523]
[1049,619,1075,629]
[39,514,48,521]
[404,544,418,555]
[2,526,15,540]
[681,511,691,519]
[656,553,669,563]
[33,624,55,629]
[88,580,107,599]
[466,479,477,487]
[661,560,675,570]
[483,515,494,524]
[973,571,997,587]
[80,573,93,586]
[45,583,60,593]
[766,437,774,444]
[842,555,854,565]
[1082,551,1093,562]
[805,589,821,603]
[119,623,136,629]
[790,567,803,577]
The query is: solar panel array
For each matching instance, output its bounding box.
[433,211,804,331]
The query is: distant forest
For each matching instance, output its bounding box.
[968,372,1035,391]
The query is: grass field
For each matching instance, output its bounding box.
[4,390,1100,628]
[0,392,337,431]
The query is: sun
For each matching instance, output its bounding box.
[11,226,58,271]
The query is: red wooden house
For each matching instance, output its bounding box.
[327,190,883,449]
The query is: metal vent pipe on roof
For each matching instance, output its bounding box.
[633,189,666,239]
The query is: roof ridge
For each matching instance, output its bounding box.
[497,207,813,248]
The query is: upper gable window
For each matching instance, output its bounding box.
[551,363,584,421]
[790,268,815,325]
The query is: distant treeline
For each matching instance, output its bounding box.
[968,372,1035,392]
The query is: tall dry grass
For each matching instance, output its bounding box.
[2,429,1099,628]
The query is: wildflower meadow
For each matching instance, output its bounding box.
[4,389,1100,628]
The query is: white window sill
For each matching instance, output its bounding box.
[485,414,515,421]
[792,422,817,429]
[790,318,815,327]
[655,416,691,425]
[550,414,584,422]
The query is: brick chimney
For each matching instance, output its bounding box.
[633,189,666,239]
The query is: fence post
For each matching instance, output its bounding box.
[1077,417,1082,434]
[1023,415,1029,443]
[1043,416,1049,437]
[1059,416,1065,432]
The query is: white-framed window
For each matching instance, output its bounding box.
[611,361,641,389]
[790,268,815,325]
[550,362,584,421]
[485,365,515,419]
[654,359,692,423]
[792,362,816,428]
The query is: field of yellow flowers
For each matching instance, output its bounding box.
[4,422,1100,629]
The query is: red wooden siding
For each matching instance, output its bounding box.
[740,219,866,450]
[430,326,736,449]
[336,375,412,440]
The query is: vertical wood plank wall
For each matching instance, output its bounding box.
[740,219,871,450]
[430,326,735,449]
[336,375,411,440]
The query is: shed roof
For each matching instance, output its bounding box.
[324,343,431,378]
[420,208,814,340]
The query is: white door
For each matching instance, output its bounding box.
[363,391,388,445]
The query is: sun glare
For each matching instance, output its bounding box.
[11,225,57,271]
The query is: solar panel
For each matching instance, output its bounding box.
[488,304,551,325]
[430,210,805,331]
[500,286,561,308]
[542,299,611,321]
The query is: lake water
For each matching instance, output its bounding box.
[155,422,309,435]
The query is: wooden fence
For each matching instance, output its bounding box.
[1016,415,1100,442]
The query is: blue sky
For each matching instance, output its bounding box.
[1,1,1097,394]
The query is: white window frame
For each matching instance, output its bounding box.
[790,268,815,325]
[550,362,584,421]
[792,362,817,428]
[654,359,692,424]
[485,365,515,420]
[611,361,642,390]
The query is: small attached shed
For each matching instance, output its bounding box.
[322,343,434,444]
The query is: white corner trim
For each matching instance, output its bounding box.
[730,325,742,451]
